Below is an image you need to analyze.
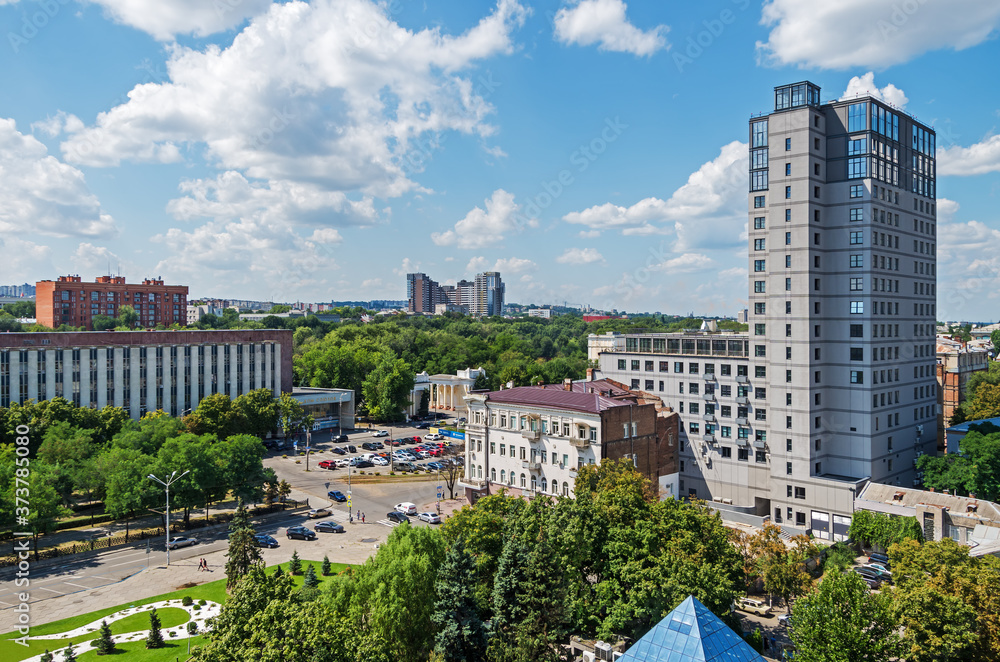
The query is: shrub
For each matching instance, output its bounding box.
[182,596,193,606]
[198,599,206,606]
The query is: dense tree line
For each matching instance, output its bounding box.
[917,422,1000,502]
[293,314,745,420]
[0,390,294,549]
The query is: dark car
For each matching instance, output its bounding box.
[332,434,349,444]
[315,521,345,533]
[286,526,317,541]
[347,445,357,453]
[387,511,409,524]
[328,490,347,502]
[867,553,890,567]
[355,460,374,468]
[361,442,377,451]
[253,534,279,548]
[331,446,347,455]
[415,422,430,429]
[395,462,417,472]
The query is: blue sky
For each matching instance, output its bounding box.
[2,0,1000,320]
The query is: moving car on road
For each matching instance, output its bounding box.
[328,490,347,502]
[314,521,346,533]
[418,512,441,524]
[166,536,197,550]
[370,429,389,437]
[253,534,279,548]
[307,508,332,519]
[395,502,418,515]
[286,526,317,540]
[386,511,409,524]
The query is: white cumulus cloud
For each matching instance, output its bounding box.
[432,189,533,249]
[87,0,274,40]
[0,118,116,238]
[60,0,529,203]
[556,247,605,264]
[562,140,747,250]
[840,72,908,109]
[938,135,1000,176]
[554,0,668,57]
[651,252,713,273]
[757,0,1000,69]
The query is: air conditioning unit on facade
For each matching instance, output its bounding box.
[582,653,596,662]
[595,642,614,661]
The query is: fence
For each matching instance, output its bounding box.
[0,500,303,567]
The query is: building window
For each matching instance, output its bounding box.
[850,254,863,268]
[794,487,806,499]
[785,186,792,199]
[631,360,640,370]
[850,184,864,198]
[754,238,766,251]
[786,462,793,475]
[785,138,791,150]
[754,195,765,208]
[850,231,863,245]
[755,323,765,335]
[850,277,863,291]
[785,278,792,291]
[850,208,863,222]
[754,259,766,272]
[617,359,626,370]
[850,301,864,314]
[738,448,749,461]
[850,347,864,361]
[755,450,767,463]
[850,370,864,384]
[754,281,766,293]
[754,216,766,229]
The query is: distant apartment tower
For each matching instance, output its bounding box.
[592,81,938,539]
[36,276,188,330]
[472,271,505,317]
[936,340,989,448]
[406,273,448,313]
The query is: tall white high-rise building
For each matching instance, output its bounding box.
[589,81,938,538]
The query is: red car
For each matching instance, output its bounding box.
[427,448,442,457]
[412,436,421,443]
[318,460,337,469]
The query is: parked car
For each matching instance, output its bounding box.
[317,460,337,469]
[331,446,347,455]
[314,521,346,534]
[778,613,792,627]
[371,456,389,466]
[736,597,773,616]
[411,436,422,443]
[332,434,349,444]
[853,569,882,588]
[395,502,418,515]
[386,511,409,523]
[286,526,317,541]
[307,508,332,519]
[427,448,442,457]
[418,512,441,524]
[416,450,430,459]
[424,433,443,441]
[857,574,881,590]
[865,562,892,577]
[425,461,444,471]
[415,422,430,429]
[166,536,197,550]
[347,445,357,453]
[328,490,347,502]
[355,460,374,468]
[334,458,351,468]
[867,552,890,565]
[370,429,389,437]
[395,462,417,472]
[361,442,377,451]
[253,534,279,548]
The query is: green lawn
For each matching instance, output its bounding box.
[76,636,208,661]
[0,560,348,662]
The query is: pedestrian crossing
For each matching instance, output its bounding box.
[376,518,399,528]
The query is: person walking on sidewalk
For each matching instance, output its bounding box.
[361,512,365,524]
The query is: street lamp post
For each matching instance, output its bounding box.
[148,470,190,566]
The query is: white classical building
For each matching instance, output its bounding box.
[409,367,486,419]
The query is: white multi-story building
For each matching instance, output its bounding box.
[591,81,939,538]
[458,379,679,503]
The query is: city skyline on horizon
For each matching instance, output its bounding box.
[2,1,1000,318]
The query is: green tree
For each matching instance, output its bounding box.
[224,501,263,591]
[515,533,570,662]
[101,448,157,541]
[991,329,1000,356]
[917,424,1000,501]
[232,388,280,437]
[289,550,302,575]
[215,434,269,504]
[39,649,53,662]
[94,620,116,655]
[322,555,332,576]
[965,383,1000,422]
[117,304,139,329]
[361,352,415,422]
[146,607,165,649]
[3,300,35,318]
[189,393,236,438]
[91,314,116,331]
[154,433,218,526]
[324,523,445,661]
[488,536,528,662]
[789,572,903,662]
[419,389,430,418]
[303,564,320,588]
[62,643,77,662]
[277,392,311,444]
[433,538,489,662]
[848,510,924,551]
[110,413,187,455]
[9,461,71,556]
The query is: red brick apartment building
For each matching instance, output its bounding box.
[36,276,188,330]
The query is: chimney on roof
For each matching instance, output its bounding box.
[563,378,573,391]
[586,368,594,381]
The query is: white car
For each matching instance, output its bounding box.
[334,458,351,468]
[418,512,441,524]
[166,536,197,550]
[424,433,443,441]
[394,502,417,515]
[370,456,389,466]
[370,429,389,437]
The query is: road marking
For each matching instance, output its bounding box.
[62,581,91,590]
[376,519,398,528]
[35,586,63,594]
